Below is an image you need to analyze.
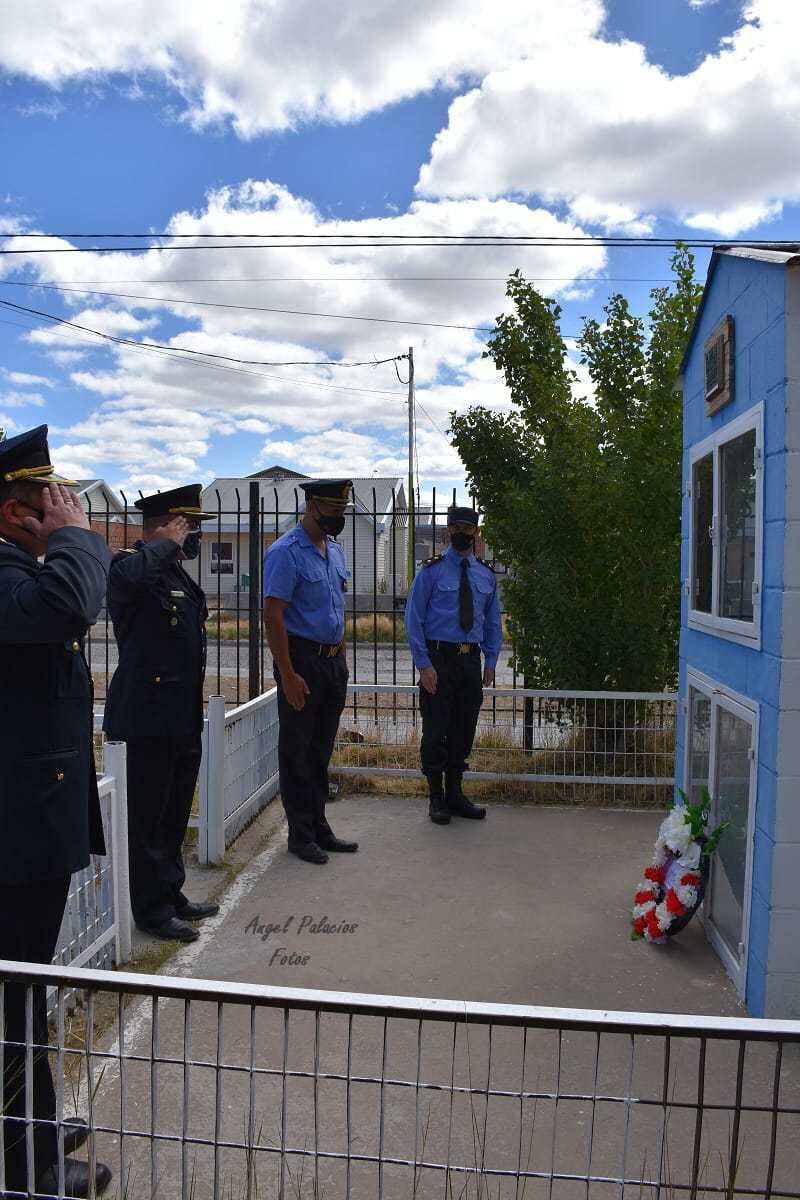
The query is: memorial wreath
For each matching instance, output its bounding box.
[632,788,727,944]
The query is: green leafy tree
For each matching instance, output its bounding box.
[450,245,703,690]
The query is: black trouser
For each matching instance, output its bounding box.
[125,734,202,927]
[419,644,483,776]
[275,640,348,845]
[0,874,71,1196]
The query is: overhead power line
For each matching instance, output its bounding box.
[0,233,779,254]
[0,287,497,333]
[1,232,795,246]
[0,274,688,286]
[0,296,416,366]
[0,307,407,398]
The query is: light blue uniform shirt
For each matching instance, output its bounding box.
[263,523,349,644]
[404,546,502,671]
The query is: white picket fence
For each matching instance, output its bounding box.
[197,689,280,863]
[46,742,133,1007]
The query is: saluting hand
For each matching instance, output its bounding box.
[150,515,189,548]
[283,670,311,711]
[420,666,438,695]
[20,484,89,538]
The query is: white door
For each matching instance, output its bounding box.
[686,675,757,995]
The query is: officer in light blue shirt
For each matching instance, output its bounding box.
[405,505,502,825]
[263,478,359,864]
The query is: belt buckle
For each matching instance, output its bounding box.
[327,643,339,658]
[458,642,470,655]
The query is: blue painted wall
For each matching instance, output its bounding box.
[678,253,787,1015]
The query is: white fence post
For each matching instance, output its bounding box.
[207,695,227,865]
[197,717,210,866]
[104,740,132,964]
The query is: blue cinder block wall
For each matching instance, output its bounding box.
[677,252,788,1016]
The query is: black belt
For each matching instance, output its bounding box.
[289,634,344,658]
[426,639,480,656]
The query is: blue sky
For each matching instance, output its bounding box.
[1,0,798,498]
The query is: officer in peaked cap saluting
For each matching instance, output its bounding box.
[405,505,502,825]
[0,425,113,1197]
[263,478,359,864]
[103,484,219,943]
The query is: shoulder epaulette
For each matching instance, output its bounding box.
[0,537,8,545]
[423,555,443,567]
[115,547,138,555]
[476,557,497,572]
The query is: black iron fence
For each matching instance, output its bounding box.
[84,482,512,709]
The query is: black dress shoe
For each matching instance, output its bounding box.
[136,916,199,942]
[445,771,486,819]
[177,900,220,921]
[61,1116,89,1155]
[40,1157,112,1197]
[447,795,487,819]
[317,835,359,852]
[288,840,329,864]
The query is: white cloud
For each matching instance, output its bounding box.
[4,370,54,387]
[0,390,47,408]
[16,99,63,118]
[6,180,605,487]
[0,0,602,136]
[418,0,800,234]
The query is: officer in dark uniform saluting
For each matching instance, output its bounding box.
[103,484,219,943]
[405,506,502,825]
[0,425,113,1197]
[263,479,359,864]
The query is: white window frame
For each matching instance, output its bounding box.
[684,667,758,997]
[687,403,763,648]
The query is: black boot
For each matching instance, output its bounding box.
[426,773,450,825]
[445,770,486,819]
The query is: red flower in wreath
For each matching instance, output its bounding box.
[645,910,662,940]
[665,889,684,915]
[644,866,665,884]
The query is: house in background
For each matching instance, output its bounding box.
[200,467,408,606]
[74,479,139,549]
[677,243,800,1018]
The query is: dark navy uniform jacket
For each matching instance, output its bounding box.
[0,527,111,885]
[103,538,208,740]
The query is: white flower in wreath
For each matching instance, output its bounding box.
[678,840,702,870]
[659,807,693,856]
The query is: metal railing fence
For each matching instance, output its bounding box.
[199,690,280,864]
[82,485,510,707]
[1,959,799,1199]
[334,685,677,806]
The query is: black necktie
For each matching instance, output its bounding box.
[459,558,474,633]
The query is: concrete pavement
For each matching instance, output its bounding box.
[78,799,799,1199]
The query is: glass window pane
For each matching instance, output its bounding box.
[692,454,713,613]
[709,707,752,961]
[720,429,756,621]
[689,688,711,806]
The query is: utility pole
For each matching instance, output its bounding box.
[406,346,415,589]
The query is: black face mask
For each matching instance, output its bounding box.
[315,513,345,537]
[450,531,474,552]
[182,531,202,559]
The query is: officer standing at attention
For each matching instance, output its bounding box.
[405,506,502,824]
[0,425,113,1197]
[103,484,219,943]
[263,479,359,864]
